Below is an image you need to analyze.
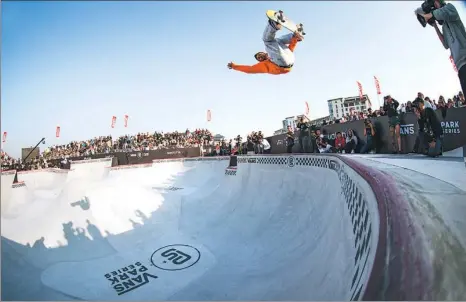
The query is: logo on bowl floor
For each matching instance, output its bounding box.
[150,244,201,271]
[104,261,158,296]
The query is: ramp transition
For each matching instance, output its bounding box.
[1,154,459,300]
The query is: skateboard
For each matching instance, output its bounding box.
[266,10,306,40]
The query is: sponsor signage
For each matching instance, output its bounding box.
[266,107,466,154]
[129,152,149,158]
[288,156,295,167]
[328,159,340,171]
[47,147,202,167]
[441,121,460,134]
[121,147,201,165]
[399,124,415,136]
[166,150,182,155]
[105,261,158,296]
[150,244,201,271]
[70,157,113,164]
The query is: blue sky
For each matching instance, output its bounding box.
[2,1,465,157]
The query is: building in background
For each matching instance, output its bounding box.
[327,94,371,120]
[282,116,299,131]
[274,115,300,135]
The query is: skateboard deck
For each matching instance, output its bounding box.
[266,10,306,39]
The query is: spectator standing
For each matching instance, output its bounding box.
[286,126,295,153]
[297,116,311,153]
[383,95,402,154]
[360,119,376,154]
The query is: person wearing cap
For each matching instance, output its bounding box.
[382,95,402,154]
[227,16,303,75]
[412,98,444,157]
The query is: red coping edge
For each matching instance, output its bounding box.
[336,154,432,300]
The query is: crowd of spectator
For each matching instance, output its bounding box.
[1,91,464,171]
[208,130,267,156]
[1,129,214,171]
[40,129,214,161]
[321,91,464,126]
[1,150,60,171]
[288,91,465,156]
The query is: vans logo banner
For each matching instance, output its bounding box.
[400,124,415,136]
[105,261,158,296]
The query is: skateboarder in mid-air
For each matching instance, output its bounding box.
[227,17,303,75]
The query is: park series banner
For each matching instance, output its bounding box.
[266,107,466,154]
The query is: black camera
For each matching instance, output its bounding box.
[416,0,445,27]
[421,0,436,14]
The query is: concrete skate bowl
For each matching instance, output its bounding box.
[0,154,436,300]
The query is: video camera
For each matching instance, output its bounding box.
[416,0,445,27]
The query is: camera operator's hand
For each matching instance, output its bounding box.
[421,13,433,22]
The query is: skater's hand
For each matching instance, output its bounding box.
[227,62,234,69]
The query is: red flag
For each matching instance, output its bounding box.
[56,126,60,138]
[374,76,381,95]
[2,131,6,143]
[207,110,211,122]
[305,101,309,116]
[357,81,364,100]
[124,114,129,127]
[111,116,117,128]
[450,55,458,73]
